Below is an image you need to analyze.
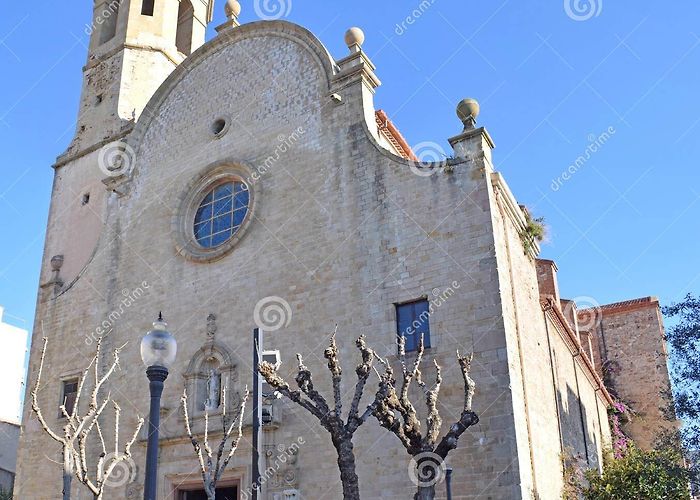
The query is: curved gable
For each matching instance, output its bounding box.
[129,21,336,162]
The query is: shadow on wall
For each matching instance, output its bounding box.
[558,383,601,470]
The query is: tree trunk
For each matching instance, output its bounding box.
[414,484,436,500]
[333,436,361,500]
[62,448,72,500]
[205,483,216,500]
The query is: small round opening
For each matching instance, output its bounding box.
[211,118,228,137]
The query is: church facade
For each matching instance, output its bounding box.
[15,1,675,499]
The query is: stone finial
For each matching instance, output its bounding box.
[50,255,64,272]
[344,27,365,53]
[457,98,480,130]
[217,0,241,32]
[43,254,65,295]
[449,97,494,164]
[225,0,242,19]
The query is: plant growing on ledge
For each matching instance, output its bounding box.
[521,206,546,255]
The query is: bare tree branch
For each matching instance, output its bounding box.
[258,332,386,500]
[182,386,249,500]
[31,336,143,500]
[324,327,343,417]
[372,335,479,500]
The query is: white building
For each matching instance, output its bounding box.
[0,306,28,493]
[0,307,28,423]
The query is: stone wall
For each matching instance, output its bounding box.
[579,298,677,450]
[489,181,612,499]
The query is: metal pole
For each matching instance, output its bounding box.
[445,467,453,500]
[143,365,168,500]
[252,328,263,500]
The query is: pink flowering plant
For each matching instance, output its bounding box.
[610,400,633,459]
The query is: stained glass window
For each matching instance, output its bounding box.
[194,181,249,248]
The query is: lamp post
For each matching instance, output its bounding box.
[141,313,177,500]
[445,467,453,500]
[252,328,262,500]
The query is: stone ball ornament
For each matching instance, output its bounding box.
[344,27,365,48]
[224,0,241,19]
[457,98,480,128]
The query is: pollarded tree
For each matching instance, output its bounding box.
[373,336,479,500]
[181,386,250,500]
[31,337,143,500]
[258,332,382,500]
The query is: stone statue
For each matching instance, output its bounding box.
[204,368,221,411]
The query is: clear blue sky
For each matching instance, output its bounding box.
[1,0,699,335]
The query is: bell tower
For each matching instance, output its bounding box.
[61,0,213,161]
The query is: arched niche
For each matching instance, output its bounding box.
[183,340,240,417]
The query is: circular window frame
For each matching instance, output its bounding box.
[174,162,255,263]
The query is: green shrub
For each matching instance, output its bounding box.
[583,445,690,500]
[520,207,546,255]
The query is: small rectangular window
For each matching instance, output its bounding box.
[141,0,155,16]
[396,299,431,352]
[61,379,79,417]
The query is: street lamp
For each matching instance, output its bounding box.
[141,313,177,500]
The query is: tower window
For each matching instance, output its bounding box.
[141,0,155,16]
[60,379,79,417]
[396,299,432,352]
[194,181,250,249]
[176,0,195,55]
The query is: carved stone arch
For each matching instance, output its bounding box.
[183,340,240,417]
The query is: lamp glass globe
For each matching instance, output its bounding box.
[140,316,177,369]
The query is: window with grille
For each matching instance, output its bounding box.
[193,181,250,248]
